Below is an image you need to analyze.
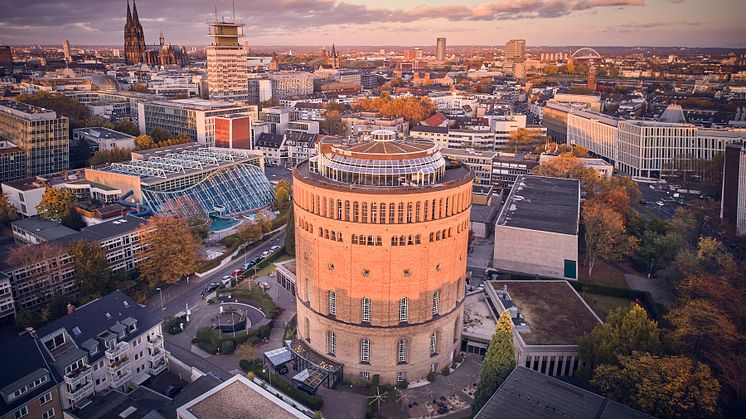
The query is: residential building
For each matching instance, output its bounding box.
[247,77,273,104]
[268,72,314,100]
[254,133,287,166]
[474,366,654,419]
[287,120,320,135]
[206,16,248,101]
[67,90,157,121]
[722,141,746,236]
[72,127,136,154]
[291,102,326,122]
[491,152,539,188]
[436,37,446,61]
[1,215,149,313]
[342,112,409,136]
[84,144,273,218]
[0,334,64,419]
[292,130,473,384]
[0,276,14,322]
[0,45,12,76]
[550,93,602,112]
[0,100,69,181]
[410,125,449,149]
[505,39,526,62]
[35,290,166,409]
[485,281,601,377]
[493,175,580,279]
[285,132,317,166]
[137,98,254,146]
[259,107,292,135]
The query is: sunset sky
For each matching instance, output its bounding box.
[0,0,744,47]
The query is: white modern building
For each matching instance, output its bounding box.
[206,17,248,101]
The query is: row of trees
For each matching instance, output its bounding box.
[15,92,90,128]
[88,132,193,166]
[352,93,435,125]
[83,116,140,136]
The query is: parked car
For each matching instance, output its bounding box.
[165,384,183,397]
[243,261,255,270]
[220,275,232,286]
[261,250,271,257]
[656,201,665,207]
[252,256,262,264]
[276,365,289,375]
[232,269,243,276]
[639,199,648,205]
[260,282,271,290]
[270,245,281,251]
[204,282,221,293]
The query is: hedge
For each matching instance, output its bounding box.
[240,359,324,411]
[568,281,668,323]
[198,240,242,273]
[218,287,279,319]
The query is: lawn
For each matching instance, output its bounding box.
[578,254,629,289]
[579,292,634,321]
[255,254,293,276]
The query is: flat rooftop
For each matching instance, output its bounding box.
[11,217,77,241]
[496,175,580,235]
[0,99,58,120]
[73,127,135,141]
[490,280,602,345]
[462,293,497,339]
[147,98,250,111]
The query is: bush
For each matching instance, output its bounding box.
[249,364,324,410]
[240,358,262,372]
[284,314,297,340]
[165,315,187,335]
[441,366,450,376]
[195,327,221,346]
[258,325,271,339]
[197,341,217,354]
[426,372,436,382]
[221,340,236,354]
[247,371,256,381]
[219,287,280,319]
[454,353,464,363]
[398,379,409,389]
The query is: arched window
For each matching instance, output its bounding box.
[371,203,377,224]
[415,201,421,222]
[337,199,343,219]
[391,236,398,246]
[379,202,386,223]
[328,331,336,355]
[338,233,343,242]
[331,231,336,241]
[305,279,311,303]
[424,200,429,221]
[361,297,371,323]
[399,297,408,322]
[406,202,413,223]
[328,290,336,315]
[415,234,421,244]
[407,235,414,246]
[397,339,407,363]
[361,202,368,223]
[367,235,374,246]
[352,234,358,245]
[429,232,434,242]
[376,236,382,246]
[360,338,370,363]
[344,200,350,221]
[399,235,406,246]
[397,203,404,223]
[353,202,359,222]
[430,332,437,355]
[432,290,440,316]
[389,203,396,224]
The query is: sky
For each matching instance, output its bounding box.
[0,0,744,48]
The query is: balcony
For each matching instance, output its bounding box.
[64,364,92,387]
[105,341,129,360]
[110,370,132,388]
[68,381,94,403]
[107,356,130,374]
[146,335,163,350]
[147,347,165,363]
[149,359,167,375]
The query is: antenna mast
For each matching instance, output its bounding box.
[232,0,236,22]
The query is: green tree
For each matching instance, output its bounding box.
[137,216,200,287]
[591,353,720,419]
[237,222,264,244]
[89,148,132,166]
[36,187,75,223]
[114,120,140,136]
[134,135,154,150]
[149,127,173,143]
[15,92,91,128]
[15,310,41,329]
[577,304,662,382]
[0,193,17,224]
[472,310,516,415]
[84,116,115,129]
[70,240,111,299]
[284,208,295,256]
[636,230,686,276]
[61,206,86,230]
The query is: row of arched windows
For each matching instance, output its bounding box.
[351,235,382,246]
[429,229,452,242]
[319,228,343,242]
[355,333,439,364]
[295,187,471,224]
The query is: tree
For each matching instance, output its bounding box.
[577,304,662,382]
[668,207,695,237]
[134,135,154,150]
[582,201,637,278]
[61,206,86,230]
[36,187,75,223]
[507,129,546,154]
[636,230,686,276]
[275,179,291,208]
[114,120,140,136]
[237,222,264,244]
[15,310,41,329]
[0,193,17,224]
[586,189,629,218]
[89,148,132,166]
[149,127,173,143]
[70,240,111,299]
[137,216,200,287]
[84,115,115,129]
[472,310,516,415]
[15,92,91,128]
[130,83,149,93]
[284,209,295,256]
[591,353,720,419]
[666,299,741,360]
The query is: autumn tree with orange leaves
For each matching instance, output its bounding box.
[582,201,637,278]
[137,216,200,287]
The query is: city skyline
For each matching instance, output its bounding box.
[0,0,744,48]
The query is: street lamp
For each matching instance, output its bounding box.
[157,287,165,311]
[262,366,272,388]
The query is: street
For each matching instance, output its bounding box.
[145,229,287,319]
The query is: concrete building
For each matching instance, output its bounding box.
[493,176,580,280]
[342,112,409,136]
[491,152,539,189]
[35,290,166,409]
[0,45,12,76]
[259,107,292,136]
[206,16,248,101]
[721,141,746,236]
[0,142,27,183]
[137,98,254,146]
[485,281,602,377]
[292,130,473,384]
[441,148,495,186]
[550,93,602,112]
[1,215,149,313]
[410,125,449,149]
[214,113,252,150]
[539,154,614,178]
[285,132,317,166]
[436,37,446,61]
[268,72,314,100]
[0,334,64,419]
[248,77,273,104]
[0,100,69,181]
[505,39,526,62]
[0,276,13,321]
[567,110,619,164]
[73,127,136,153]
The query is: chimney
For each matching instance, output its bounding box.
[25,327,37,338]
[67,303,75,314]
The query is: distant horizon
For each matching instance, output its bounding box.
[0,0,744,48]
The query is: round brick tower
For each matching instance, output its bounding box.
[291,130,473,384]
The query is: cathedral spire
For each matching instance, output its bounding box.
[160,24,164,47]
[331,44,337,58]
[126,0,132,23]
[132,0,140,24]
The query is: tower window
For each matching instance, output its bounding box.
[361,297,371,323]
[399,297,408,322]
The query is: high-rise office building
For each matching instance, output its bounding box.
[436,37,446,61]
[721,142,746,236]
[206,13,248,101]
[587,65,597,91]
[63,40,71,61]
[291,130,473,384]
[0,100,69,181]
[0,45,12,76]
[505,39,526,61]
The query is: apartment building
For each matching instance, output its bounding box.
[410,125,449,149]
[441,148,495,185]
[0,334,64,419]
[342,112,409,136]
[206,18,248,101]
[34,291,166,410]
[285,132,317,166]
[1,215,149,314]
[0,100,69,182]
[254,133,287,166]
[268,72,314,100]
[137,98,254,146]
